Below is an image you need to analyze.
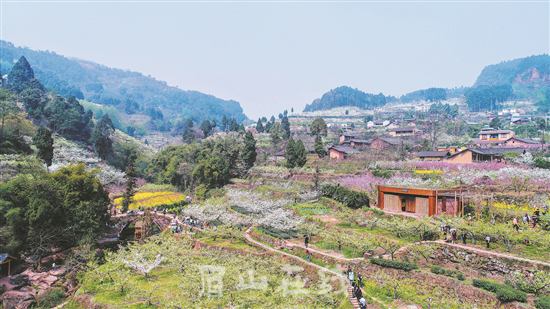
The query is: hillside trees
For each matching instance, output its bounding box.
[303,86,387,112]
[20,88,48,118]
[281,115,291,138]
[256,118,265,133]
[44,95,94,141]
[314,135,326,158]
[121,156,137,213]
[0,164,110,254]
[284,138,296,168]
[92,114,115,160]
[0,88,33,154]
[182,118,195,143]
[284,137,307,169]
[33,126,54,168]
[270,122,284,145]
[8,56,45,93]
[200,120,213,137]
[242,131,257,170]
[310,117,327,136]
[465,85,513,112]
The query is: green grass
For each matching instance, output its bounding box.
[290,202,331,216]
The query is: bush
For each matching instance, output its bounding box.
[457,273,465,281]
[370,258,417,271]
[35,287,65,308]
[430,265,464,280]
[473,279,527,303]
[372,170,393,179]
[535,295,550,309]
[258,226,298,239]
[321,185,369,209]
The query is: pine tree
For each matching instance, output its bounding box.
[182,118,195,143]
[221,115,228,132]
[33,126,54,168]
[200,120,212,137]
[285,137,296,168]
[8,56,34,93]
[294,140,307,167]
[256,118,264,133]
[121,156,137,213]
[314,135,326,158]
[91,114,115,160]
[281,116,290,139]
[269,122,283,145]
[242,131,257,170]
[310,117,327,136]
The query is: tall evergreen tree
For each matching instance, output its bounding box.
[8,56,34,93]
[121,156,137,213]
[269,122,283,145]
[182,118,195,143]
[200,120,213,137]
[314,135,326,158]
[229,118,239,132]
[242,131,257,170]
[310,117,327,136]
[33,126,54,168]
[256,118,265,133]
[294,140,307,167]
[281,116,291,139]
[221,115,228,132]
[91,114,115,160]
[284,137,296,168]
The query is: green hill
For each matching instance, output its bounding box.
[0,40,248,126]
[302,86,387,112]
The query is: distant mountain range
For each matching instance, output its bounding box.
[303,54,549,112]
[0,41,248,125]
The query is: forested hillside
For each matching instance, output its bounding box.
[0,41,248,126]
[302,86,387,112]
[474,54,549,87]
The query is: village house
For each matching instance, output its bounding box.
[366,120,390,129]
[445,148,526,164]
[388,127,418,137]
[437,145,460,154]
[370,137,409,150]
[328,145,360,160]
[378,185,463,216]
[502,137,542,149]
[339,133,361,144]
[470,126,516,147]
[415,150,451,161]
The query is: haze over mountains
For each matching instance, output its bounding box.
[303,54,549,113]
[0,41,248,126]
[1,40,548,118]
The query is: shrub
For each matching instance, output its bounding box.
[35,287,65,308]
[457,273,465,281]
[370,258,417,271]
[473,279,527,303]
[372,170,393,179]
[321,185,369,209]
[258,226,298,239]
[535,295,550,309]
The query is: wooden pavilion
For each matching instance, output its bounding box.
[378,185,465,216]
[0,253,16,277]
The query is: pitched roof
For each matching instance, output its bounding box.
[329,145,360,154]
[478,129,513,135]
[471,148,526,155]
[470,139,507,144]
[506,137,541,144]
[389,127,416,132]
[0,253,15,264]
[415,151,450,157]
[375,137,407,145]
[350,138,373,144]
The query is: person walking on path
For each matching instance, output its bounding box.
[355,284,363,301]
[461,232,467,244]
[305,235,309,248]
[359,297,366,309]
[524,214,530,225]
[451,229,457,244]
[341,264,347,275]
[485,235,491,249]
[306,251,311,262]
[532,212,538,228]
[357,273,363,288]
[348,269,354,285]
[513,217,519,232]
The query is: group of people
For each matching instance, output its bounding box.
[341,265,366,309]
[517,205,547,229]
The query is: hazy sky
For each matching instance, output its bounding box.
[2,1,549,119]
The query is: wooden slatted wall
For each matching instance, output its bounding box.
[416,197,429,215]
[384,194,401,212]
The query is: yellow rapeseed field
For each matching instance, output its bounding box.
[114,191,185,210]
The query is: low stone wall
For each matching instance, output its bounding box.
[399,243,549,277]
